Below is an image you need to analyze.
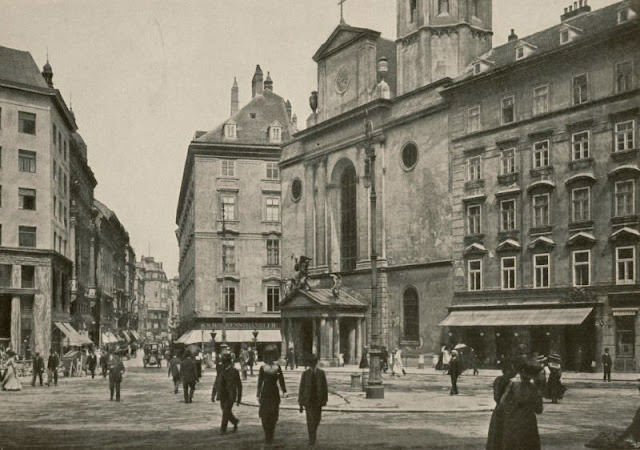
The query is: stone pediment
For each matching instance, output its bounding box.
[313,24,381,62]
[281,288,368,310]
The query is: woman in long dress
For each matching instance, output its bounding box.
[486,364,515,450]
[256,344,287,446]
[501,362,544,450]
[2,351,22,391]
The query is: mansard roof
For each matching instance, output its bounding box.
[194,89,293,146]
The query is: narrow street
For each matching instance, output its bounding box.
[1,358,637,449]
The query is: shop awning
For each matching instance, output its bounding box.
[119,330,131,342]
[175,329,212,345]
[101,332,119,344]
[439,307,593,327]
[129,330,140,341]
[54,322,93,346]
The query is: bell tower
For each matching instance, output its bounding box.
[396,0,492,95]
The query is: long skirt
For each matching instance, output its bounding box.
[2,366,22,391]
[486,404,504,450]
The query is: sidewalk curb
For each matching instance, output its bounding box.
[239,400,494,414]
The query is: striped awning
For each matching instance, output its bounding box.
[101,331,120,344]
[129,330,140,340]
[54,322,93,346]
[439,307,593,327]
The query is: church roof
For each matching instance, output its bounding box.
[313,23,382,62]
[452,0,638,84]
[0,45,49,89]
[194,89,293,146]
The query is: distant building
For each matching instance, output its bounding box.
[137,256,170,340]
[176,66,295,356]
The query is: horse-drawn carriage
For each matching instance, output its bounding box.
[143,343,163,368]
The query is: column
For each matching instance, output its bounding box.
[348,321,356,365]
[316,159,327,266]
[355,318,362,361]
[281,317,288,360]
[333,318,340,362]
[11,296,21,353]
[304,163,314,259]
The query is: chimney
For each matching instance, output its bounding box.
[264,71,273,91]
[561,0,590,21]
[285,100,292,119]
[508,29,518,42]
[251,64,264,97]
[230,77,239,115]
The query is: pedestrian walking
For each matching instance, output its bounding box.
[2,350,22,391]
[486,364,515,450]
[359,347,369,370]
[31,352,45,387]
[181,350,197,403]
[448,349,461,395]
[46,349,60,386]
[100,350,109,378]
[240,347,249,381]
[168,354,181,394]
[211,352,242,435]
[86,350,97,380]
[285,345,295,371]
[470,347,479,375]
[108,354,125,401]
[381,347,389,373]
[546,362,563,404]
[500,361,544,450]
[195,350,203,382]
[257,344,287,446]
[393,348,406,376]
[442,346,451,373]
[298,353,328,448]
[602,348,612,382]
[247,347,255,376]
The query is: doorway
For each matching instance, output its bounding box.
[0,295,11,348]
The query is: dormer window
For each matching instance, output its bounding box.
[515,46,525,60]
[560,30,570,44]
[617,6,637,24]
[514,41,536,60]
[473,62,481,75]
[268,121,282,143]
[559,25,581,45]
[224,121,237,139]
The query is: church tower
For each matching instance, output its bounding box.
[396,0,492,95]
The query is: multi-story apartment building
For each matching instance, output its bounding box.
[137,256,169,340]
[0,46,83,357]
[176,66,294,356]
[442,0,640,371]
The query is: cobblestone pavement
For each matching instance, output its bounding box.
[0,359,638,449]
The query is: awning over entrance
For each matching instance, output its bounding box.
[175,329,211,345]
[54,322,93,346]
[101,331,119,344]
[439,307,593,327]
[129,330,140,341]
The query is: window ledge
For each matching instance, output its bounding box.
[529,226,553,235]
[568,158,594,171]
[464,234,485,245]
[611,148,639,162]
[568,220,594,231]
[530,166,554,178]
[465,179,485,190]
[497,172,520,186]
[611,215,639,226]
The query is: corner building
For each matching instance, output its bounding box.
[441,0,640,371]
[176,67,296,356]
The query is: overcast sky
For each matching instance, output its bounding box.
[0,0,617,276]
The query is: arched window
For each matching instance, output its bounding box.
[403,287,420,341]
[340,165,357,271]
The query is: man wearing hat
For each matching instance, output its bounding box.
[181,350,197,403]
[298,353,328,447]
[449,349,462,395]
[108,354,125,401]
[31,352,45,387]
[211,352,243,434]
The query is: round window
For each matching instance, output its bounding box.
[401,143,418,170]
[291,178,302,202]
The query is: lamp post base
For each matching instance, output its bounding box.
[365,384,385,399]
[366,347,384,399]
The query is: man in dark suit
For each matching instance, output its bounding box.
[181,351,197,403]
[31,352,45,387]
[211,352,242,434]
[46,349,60,386]
[168,354,181,394]
[602,347,612,382]
[100,350,109,378]
[449,349,461,395]
[108,354,125,401]
[86,350,97,379]
[298,354,328,447]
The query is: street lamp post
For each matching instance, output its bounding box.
[363,112,384,399]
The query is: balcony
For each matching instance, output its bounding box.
[568,157,594,171]
[530,165,554,179]
[610,148,639,163]
[465,179,485,191]
[497,172,519,186]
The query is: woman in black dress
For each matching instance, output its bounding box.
[486,363,515,450]
[257,344,287,445]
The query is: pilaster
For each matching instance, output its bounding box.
[33,265,52,357]
[11,295,21,352]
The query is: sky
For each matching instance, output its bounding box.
[0,0,618,277]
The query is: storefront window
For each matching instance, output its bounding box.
[615,315,636,358]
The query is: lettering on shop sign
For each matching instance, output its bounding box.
[205,322,279,330]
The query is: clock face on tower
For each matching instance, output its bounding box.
[335,67,350,94]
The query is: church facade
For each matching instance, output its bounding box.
[280,0,493,366]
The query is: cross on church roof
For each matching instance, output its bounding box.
[338,0,346,24]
